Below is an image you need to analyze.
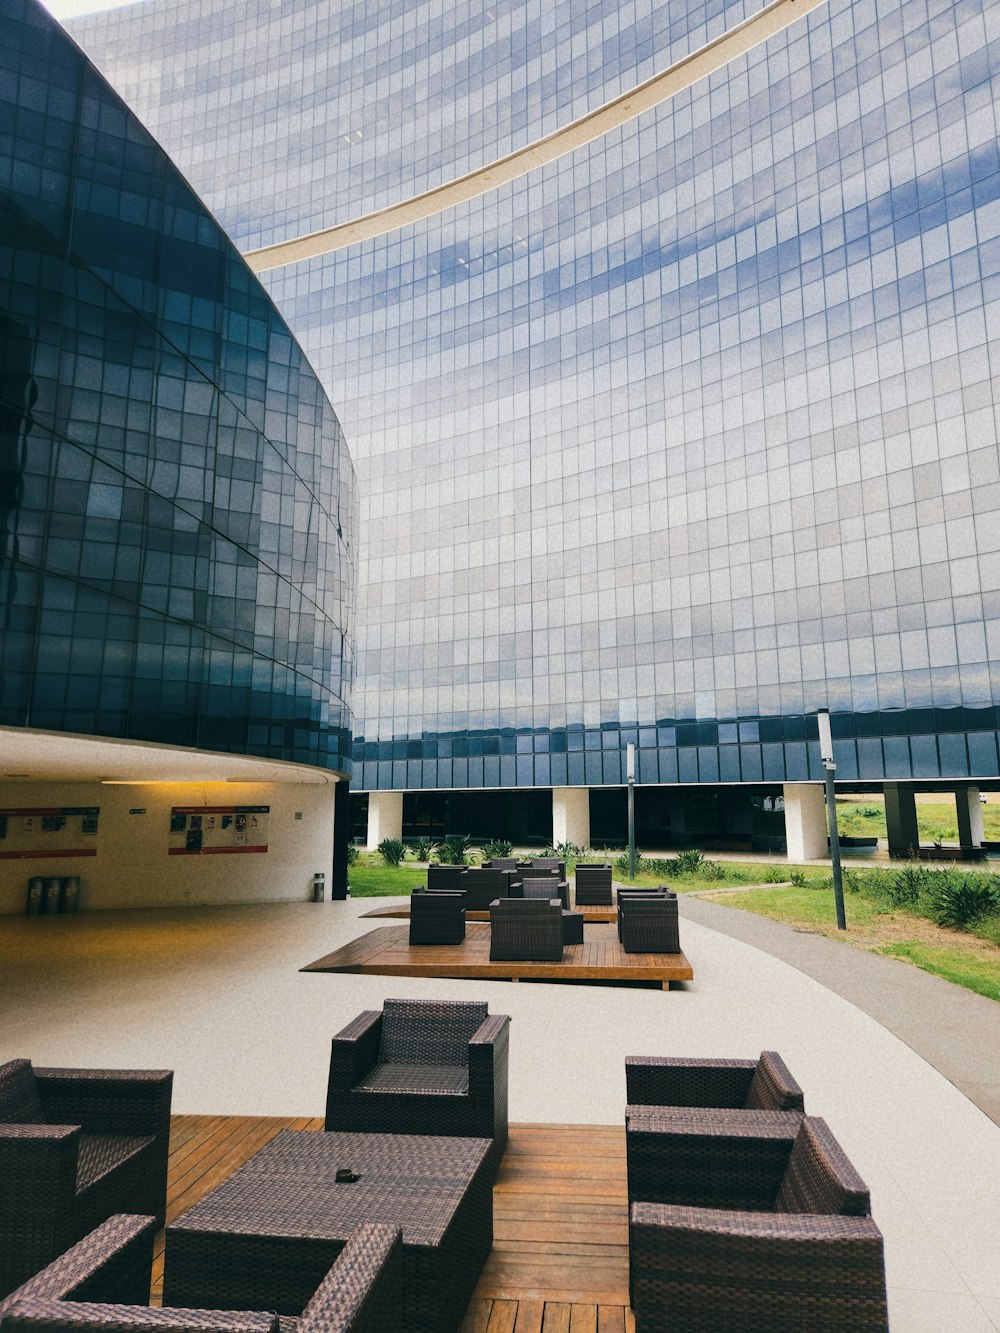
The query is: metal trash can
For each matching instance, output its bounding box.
[26,877,44,916]
[42,876,62,914]
[312,872,326,902]
[61,876,80,913]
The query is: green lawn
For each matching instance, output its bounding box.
[835,800,1000,843]
[876,941,1000,1002]
[348,864,423,896]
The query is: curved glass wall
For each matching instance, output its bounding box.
[71,0,1000,788]
[0,0,356,770]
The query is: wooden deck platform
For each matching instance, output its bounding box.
[361,902,618,925]
[158,1115,633,1330]
[303,921,693,988]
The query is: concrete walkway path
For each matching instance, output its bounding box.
[679,893,1000,1127]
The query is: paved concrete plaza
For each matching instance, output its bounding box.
[2,898,998,1331]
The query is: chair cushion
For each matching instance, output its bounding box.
[745,1051,805,1111]
[76,1134,154,1192]
[774,1119,871,1217]
[357,1063,470,1096]
[378,999,488,1067]
[0,1059,45,1125]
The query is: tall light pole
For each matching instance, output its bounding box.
[817,708,846,930]
[627,742,636,879]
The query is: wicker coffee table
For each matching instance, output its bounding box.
[162,1129,493,1332]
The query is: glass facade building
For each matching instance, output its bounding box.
[69,0,1000,806]
[1,0,356,772]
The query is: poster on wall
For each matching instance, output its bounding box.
[168,806,270,855]
[0,807,100,859]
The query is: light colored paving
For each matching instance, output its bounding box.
[2,897,999,1331]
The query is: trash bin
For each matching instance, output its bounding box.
[61,876,80,913]
[26,877,44,916]
[42,876,62,914]
[312,872,326,902]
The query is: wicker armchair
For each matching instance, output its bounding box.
[520,876,569,910]
[481,858,518,871]
[626,1050,805,1115]
[0,1213,403,1332]
[461,868,521,910]
[573,863,613,905]
[489,897,564,962]
[617,891,680,953]
[0,1060,173,1298]
[628,1117,888,1331]
[325,999,510,1176]
[515,857,567,880]
[426,864,468,891]
[408,888,466,944]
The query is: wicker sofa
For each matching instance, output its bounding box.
[426,864,468,891]
[408,887,466,944]
[626,1050,805,1116]
[0,1213,403,1332]
[628,1116,888,1331]
[0,1060,173,1298]
[325,999,510,1177]
[489,897,564,962]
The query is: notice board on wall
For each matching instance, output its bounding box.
[0,807,100,859]
[168,806,270,855]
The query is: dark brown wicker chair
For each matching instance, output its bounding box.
[520,876,569,910]
[426,864,468,891]
[617,891,680,953]
[408,888,466,944]
[489,897,563,962]
[481,858,518,871]
[626,1051,805,1115]
[461,868,521,910]
[0,1213,403,1332]
[628,1117,888,1330]
[325,999,510,1177]
[573,863,613,905]
[0,1060,173,1298]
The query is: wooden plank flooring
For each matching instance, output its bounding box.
[361,903,619,926]
[302,922,692,987]
[156,1116,633,1330]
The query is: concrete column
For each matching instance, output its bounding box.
[884,782,919,857]
[782,783,828,861]
[552,787,590,850]
[366,791,403,850]
[956,786,984,849]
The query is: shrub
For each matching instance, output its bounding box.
[890,864,932,907]
[376,838,406,866]
[551,840,585,858]
[614,850,648,878]
[671,848,706,875]
[481,838,514,859]
[861,806,881,818]
[346,843,359,866]
[407,837,438,861]
[789,870,808,887]
[437,833,478,865]
[759,864,790,884]
[927,876,1000,931]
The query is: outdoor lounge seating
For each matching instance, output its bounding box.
[626,1050,805,1115]
[489,897,564,962]
[0,1212,403,1332]
[574,863,613,905]
[628,1116,888,1331]
[516,857,567,880]
[0,1059,173,1298]
[482,857,518,871]
[461,867,521,910]
[426,864,468,891]
[617,890,680,953]
[408,887,466,944]
[521,875,569,910]
[325,998,510,1176]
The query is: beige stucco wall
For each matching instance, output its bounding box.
[0,779,335,915]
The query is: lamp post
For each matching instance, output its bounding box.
[817,708,846,931]
[626,742,636,880]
